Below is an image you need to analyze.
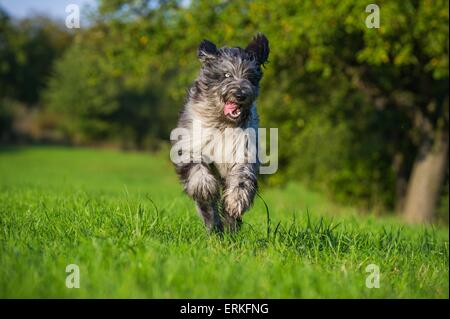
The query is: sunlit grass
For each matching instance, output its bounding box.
[0,146,448,298]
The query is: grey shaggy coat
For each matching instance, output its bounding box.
[173,34,269,232]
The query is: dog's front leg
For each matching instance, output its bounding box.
[181,163,222,232]
[222,163,258,232]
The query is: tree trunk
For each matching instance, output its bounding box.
[393,152,409,214]
[403,131,449,223]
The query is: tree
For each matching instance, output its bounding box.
[43,0,449,221]
[0,8,72,141]
[242,0,449,222]
[0,10,72,105]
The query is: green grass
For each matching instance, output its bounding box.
[0,146,448,298]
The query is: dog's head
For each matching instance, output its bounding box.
[196,33,269,123]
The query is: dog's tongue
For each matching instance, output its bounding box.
[224,101,238,116]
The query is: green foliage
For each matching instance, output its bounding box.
[0,9,72,104]
[0,99,18,141]
[45,44,120,141]
[44,15,180,147]
[0,147,448,297]
[3,1,449,213]
[0,8,73,142]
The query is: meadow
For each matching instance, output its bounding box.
[0,146,448,298]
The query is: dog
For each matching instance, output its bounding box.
[172,33,269,232]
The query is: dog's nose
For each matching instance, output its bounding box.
[235,90,247,102]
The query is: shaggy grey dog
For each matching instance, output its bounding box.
[173,34,269,232]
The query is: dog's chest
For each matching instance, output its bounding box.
[184,105,259,178]
[192,128,257,177]
[192,126,256,177]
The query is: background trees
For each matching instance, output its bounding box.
[0,8,72,141]
[0,0,448,222]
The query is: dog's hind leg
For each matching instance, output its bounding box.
[221,214,242,233]
[196,200,222,232]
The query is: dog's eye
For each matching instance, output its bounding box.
[224,72,231,78]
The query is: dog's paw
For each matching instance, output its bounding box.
[223,183,255,218]
[222,214,242,233]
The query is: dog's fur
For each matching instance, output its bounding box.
[173,34,269,232]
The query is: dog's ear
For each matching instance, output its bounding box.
[198,39,219,62]
[245,33,269,66]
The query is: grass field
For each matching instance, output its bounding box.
[0,146,448,298]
